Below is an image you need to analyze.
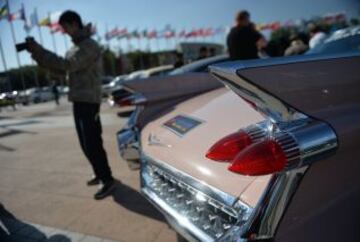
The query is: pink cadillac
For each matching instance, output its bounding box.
[139,52,360,242]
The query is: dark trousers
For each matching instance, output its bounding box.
[73,102,113,183]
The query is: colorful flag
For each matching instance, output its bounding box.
[8,4,25,21]
[158,25,175,38]
[142,29,148,38]
[204,27,214,37]
[0,0,9,20]
[49,22,63,34]
[185,29,198,38]
[147,29,157,39]
[178,30,186,38]
[91,24,97,35]
[117,28,128,39]
[131,30,140,39]
[105,27,119,40]
[39,16,50,26]
[29,9,39,27]
[214,27,225,35]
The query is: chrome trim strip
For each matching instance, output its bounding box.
[211,51,360,74]
[141,152,242,208]
[240,167,307,240]
[210,52,360,123]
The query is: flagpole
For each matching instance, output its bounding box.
[50,30,58,54]
[48,12,57,54]
[63,33,68,52]
[8,4,25,90]
[0,37,12,91]
[35,8,44,46]
[23,4,40,88]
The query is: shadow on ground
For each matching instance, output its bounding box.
[111,180,166,223]
[0,128,37,139]
[0,203,70,242]
[0,143,16,152]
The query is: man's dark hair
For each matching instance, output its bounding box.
[236,10,250,22]
[59,10,84,28]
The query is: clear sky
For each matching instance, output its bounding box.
[0,0,359,72]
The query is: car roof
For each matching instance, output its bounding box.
[325,25,360,43]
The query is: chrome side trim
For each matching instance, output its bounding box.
[141,153,241,208]
[210,52,360,123]
[212,51,360,75]
[123,105,143,130]
[240,167,307,240]
[212,72,306,123]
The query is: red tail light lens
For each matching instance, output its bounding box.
[206,130,252,161]
[228,139,287,176]
[117,96,133,107]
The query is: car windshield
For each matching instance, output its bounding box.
[102,77,113,85]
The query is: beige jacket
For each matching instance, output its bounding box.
[32,26,102,104]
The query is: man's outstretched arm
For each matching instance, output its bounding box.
[28,39,100,73]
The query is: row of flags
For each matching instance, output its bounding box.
[0,1,25,21]
[0,1,63,34]
[104,26,226,41]
[1,0,349,41]
[0,1,227,40]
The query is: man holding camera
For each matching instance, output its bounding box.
[25,10,115,200]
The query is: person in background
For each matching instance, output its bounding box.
[209,47,216,57]
[52,81,60,105]
[174,52,184,68]
[197,46,208,60]
[25,10,115,200]
[227,10,265,60]
[308,23,327,49]
[284,34,309,56]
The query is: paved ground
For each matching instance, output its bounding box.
[0,99,178,242]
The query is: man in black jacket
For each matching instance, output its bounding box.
[227,10,264,60]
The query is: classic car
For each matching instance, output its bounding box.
[117,25,360,166]
[139,52,360,242]
[307,25,360,54]
[102,75,127,97]
[116,55,228,164]
[107,65,175,107]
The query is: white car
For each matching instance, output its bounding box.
[125,65,174,81]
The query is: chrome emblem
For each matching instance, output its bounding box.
[148,134,172,148]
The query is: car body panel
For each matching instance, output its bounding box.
[141,87,265,202]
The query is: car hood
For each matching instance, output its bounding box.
[141,87,271,207]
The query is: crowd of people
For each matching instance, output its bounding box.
[226,10,335,61]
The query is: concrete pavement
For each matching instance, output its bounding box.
[0,100,178,242]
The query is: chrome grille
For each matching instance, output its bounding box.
[142,162,252,240]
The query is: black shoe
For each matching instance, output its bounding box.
[94,180,116,200]
[87,177,101,186]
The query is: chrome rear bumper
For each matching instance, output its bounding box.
[117,128,140,161]
[140,154,252,242]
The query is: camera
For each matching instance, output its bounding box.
[15,37,35,52]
